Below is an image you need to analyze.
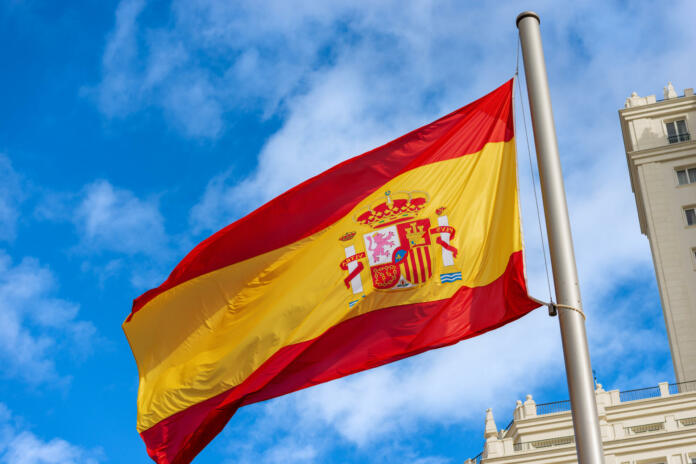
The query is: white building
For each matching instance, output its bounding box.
[619,83,696,383]
[465,381,696,464]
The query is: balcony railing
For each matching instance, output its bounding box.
[531,382,688,417]
[668,132,691,144]
[536,400,571,416]
[669,380,696,394]
[680,417,696,427]
[619,385,661,402]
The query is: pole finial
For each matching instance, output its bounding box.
[516,11,540,27]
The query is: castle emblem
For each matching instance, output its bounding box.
[338,191,461,305]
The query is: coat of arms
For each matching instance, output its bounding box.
[339,191,461,306]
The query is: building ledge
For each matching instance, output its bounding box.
[627,138,696,163]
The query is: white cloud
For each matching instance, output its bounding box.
[222,403,455,464]
[0,403,101,464]
[94,0,147,118]
[72,180,177,289]
[0,154,23,242]
[412,458,451,464]
[74,180,169,258]
[262,441,317,464]
[35,180,175,289]
[0,251,96,385]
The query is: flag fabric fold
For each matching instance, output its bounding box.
[123,79,540,463]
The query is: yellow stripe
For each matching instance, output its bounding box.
[125,139,522,431]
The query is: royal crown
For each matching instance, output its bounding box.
[355,190,429,229]
[339,231,356,241]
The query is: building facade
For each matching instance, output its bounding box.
[465,381,696,464]
[618,82,696,383]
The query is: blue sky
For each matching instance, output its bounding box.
[0,1,694,463]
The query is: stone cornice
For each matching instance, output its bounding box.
[620,95,696,119]
[627,140,696,165]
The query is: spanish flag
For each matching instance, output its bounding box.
[124,80,539,463]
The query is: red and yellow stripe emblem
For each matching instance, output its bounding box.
[123,80,539,463]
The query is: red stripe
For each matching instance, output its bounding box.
[416,248,426,282]
[129,81,514,320]
[403,257,411,281]
[409,250,419,283]
[139,251,537,463]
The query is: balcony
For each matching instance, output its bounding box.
[668,132,691,144]
[618,385,661,402]
[529,380,696,418]
[669,380,696,394]
[535,399,571,416]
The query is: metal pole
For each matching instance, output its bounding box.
[516,11,604,464]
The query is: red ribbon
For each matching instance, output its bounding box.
[429,226,455,239]
[436,236,458,258]
[344,261,364,288]
[340,252,366,270]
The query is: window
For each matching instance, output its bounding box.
[677,167,696,185]
[666,119,690,143]
[686,207,696,226]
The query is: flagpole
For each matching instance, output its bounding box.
[516,11,604,464]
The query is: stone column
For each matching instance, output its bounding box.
[659,381,670,397]
[514,400,523,420]
[484,408,503,458]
